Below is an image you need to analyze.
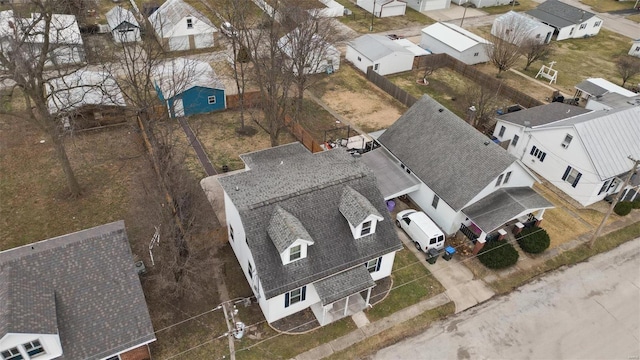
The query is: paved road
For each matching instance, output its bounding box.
[373,238,640,360]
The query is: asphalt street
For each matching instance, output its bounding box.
[372,238,640,360]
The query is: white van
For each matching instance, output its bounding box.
[396,209,445,252]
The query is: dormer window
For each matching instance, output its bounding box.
[1,348,22,360]
[361,221,372,236]
[24,340,45,357]
[289,244,301,261]
[186,18,193,29]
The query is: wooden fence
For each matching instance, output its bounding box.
[225,91,262,110]
[284,115,323,153]
[369,53,545,109]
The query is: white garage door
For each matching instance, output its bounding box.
[173,99,184,117]
[169,36,189,51]
[422,0,448,11]
[194,33,214,49]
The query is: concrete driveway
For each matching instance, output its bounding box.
[372,237,640,360]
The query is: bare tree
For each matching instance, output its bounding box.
[522,39,553,71]
[0,0,91,197]
[615,56,640,87]
[242,2,294,146]
[463,83,501,130]
[487,15,532,75]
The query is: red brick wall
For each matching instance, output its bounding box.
[119,345,151,360]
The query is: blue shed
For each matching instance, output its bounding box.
[154,58,226,118]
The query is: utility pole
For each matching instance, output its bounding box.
[589,156,639,248]
[370,0,376,31]
[460,0,469,27]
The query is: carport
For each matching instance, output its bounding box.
[361,147,421,200]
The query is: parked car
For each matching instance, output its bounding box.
[221,21,238,38]
[396,209,445,252]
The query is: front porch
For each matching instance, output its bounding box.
[310,292,371,326]
[459,187,554,254]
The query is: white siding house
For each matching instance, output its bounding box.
[629,39,640,57]
[106,6,141,43]
[363,95,553,254]
[526,0,602,41]
[357,0,407,17]
[201,143,403,325]
[420,22,491,65]
[278,29,341,75]
[406,0,451,12]
[148,0,218,51]
[491,11,554,45]
[346,34,415,75]
[494,103,640,206]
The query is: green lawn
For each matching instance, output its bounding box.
[480,0,539,15]
[628,13,640,22]
[336,1,435,33]
[366,245,446,321]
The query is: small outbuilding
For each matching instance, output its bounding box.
[357,0,407,17]
[106,6,141,43]
[346,34,415,75]
[629,39,640,58]
[406,0,451,12]
[420,22,491,65]
[154,58,226,118]
[526,0,602,41]
[451,0,509,8]
[148,0,218,51]
[491,11,554,45]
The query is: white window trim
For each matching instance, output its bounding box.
[366,257,380,273]
[361,220,372,236]
[207,95,216,104]
[289,244,301,262]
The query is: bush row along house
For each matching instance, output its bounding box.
[0,222,155,360]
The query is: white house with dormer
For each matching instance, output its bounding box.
[494,102,640,206]
[362,95,553,255]
[201,143,402,325]
[148,0,218,51]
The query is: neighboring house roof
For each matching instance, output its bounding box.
[0,11,82,45]
[149,0,217,37]
[154,57,224,99]
[348,34,413,61]
[497,102,591,127]
[106,6,139,30]
[493,11,553,35]
[462,187,553,233]
[47,69,126,115]
[0,221,155,359]
[575,78,637,98]
[535,105,640,180]
[526,0,597,28]
[215,143,402,299]
[393,38,430,56]
[589,93,640,109]
[421,22,491,52]
[377,95,517,211]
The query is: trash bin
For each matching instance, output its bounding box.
[426,248,439,264]
[386,200,396,212]
[443,246,456,261]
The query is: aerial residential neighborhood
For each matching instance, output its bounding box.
[1,0,639,359]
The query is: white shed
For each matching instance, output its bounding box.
[492,11,554,45]
[629,39,640,58]
[106,6,140,43]
[357,0,407,17]
[148,0,218,51]
[406,0,451,12]
[346,34,415,75]
[420,22,491,65]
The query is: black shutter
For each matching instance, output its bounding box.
[530,146,537,155]
[572,173,582,187]
[540,152,546,162]
[376,257,382,272]
[562,166,571,181]
[301,286,306,301]
[284,292,290,307]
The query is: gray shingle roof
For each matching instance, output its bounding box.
[149,0,216,37]
[497,102,591,127]
[268,206,314,253]
[0,221,155,360]
[215,143,402,299]
[348,34,413,62]
[575,79,608,97]
[462,187,554,233]
[314,266,375,306]
[361,147,421,200]
[377,95,517,211]
[526,0,596,28]
[339,186,382,226]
